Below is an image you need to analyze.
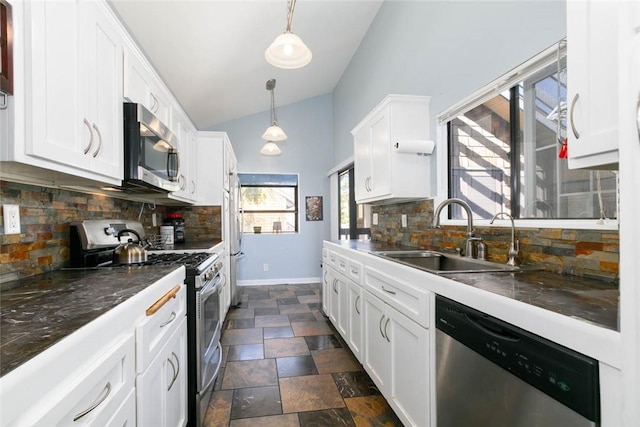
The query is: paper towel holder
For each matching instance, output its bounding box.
[394,139,435,156]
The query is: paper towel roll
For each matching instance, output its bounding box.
[393,140,435,155]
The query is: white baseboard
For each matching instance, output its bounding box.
[237,276,321,287]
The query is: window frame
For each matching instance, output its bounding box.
[435,40,618,231]
[238,173,300,234]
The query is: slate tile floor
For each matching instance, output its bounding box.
[203,283,404,427]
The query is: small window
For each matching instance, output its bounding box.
[239,173,298,234]
[443,40,618,221]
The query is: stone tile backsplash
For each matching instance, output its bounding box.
[371,200,619,282]
[0,181,221,282]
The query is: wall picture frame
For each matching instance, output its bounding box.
[305,196,323,221]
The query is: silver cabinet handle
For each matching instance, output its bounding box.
[160,311,176,328]
[379,314,386,339]
[73,382,111,421]
[570,93,580,139]
[384,317,391,343]
[83,119,93,154]
[355,295,360,315]
[150,93,159,113]
[167,351,180,391]
[636,94,640,141]
[323,270,328,284]
[333,278,338,294]
[191,179,196,195]
[381,285,396,295]
[92,124,102,158]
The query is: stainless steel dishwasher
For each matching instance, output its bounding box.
[435,295,600,427]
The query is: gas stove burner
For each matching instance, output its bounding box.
[109,251,218,276]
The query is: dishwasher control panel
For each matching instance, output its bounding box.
[436,295,600,423]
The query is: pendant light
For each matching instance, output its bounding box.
[265,0,312,69]
[262,79,287,141]
[260,141,282,156]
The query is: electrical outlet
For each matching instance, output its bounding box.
[263,263,269,272]
[152,213,157,227]
[401,214,408,228]
[372,213,379,225]
[3,204,20,234]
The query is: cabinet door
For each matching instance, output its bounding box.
[567,1,619,169]
[322,265,331,315]
[369,109,391,198]
[354,125,372,202]
[347,280,363,361]
[328,269,340,326]
[362,291,390,391]
[387,308,430,427]
[81,1,123,179]
[26,0,84,167]
[137,317,188,427]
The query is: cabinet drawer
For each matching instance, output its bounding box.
[19,333,136,426]
[364,266,430,328]
[347,260,363,285]
[136,284,186,373]
[329,251,348,275]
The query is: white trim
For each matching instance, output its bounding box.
[238,277,321,286]
[327,156,354,177]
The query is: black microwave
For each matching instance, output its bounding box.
[123,102,180,193]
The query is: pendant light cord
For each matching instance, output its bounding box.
[270,86,278,126]
[286,0,296,32]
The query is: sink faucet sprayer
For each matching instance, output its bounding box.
[489,212,519,266]
[432,198,479,258]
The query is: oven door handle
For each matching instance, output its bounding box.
[200,274,223,300]
[200,341,222,395]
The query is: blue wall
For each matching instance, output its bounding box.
[208,94,333,284]
[207,1,566,284]
[332,0,567,164]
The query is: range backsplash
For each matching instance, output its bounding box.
[371,200,619,282]
[0,181,222,283]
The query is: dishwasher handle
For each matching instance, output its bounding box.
[464,313,520,343]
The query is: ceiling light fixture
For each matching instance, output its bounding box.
[265,0,312,69]
[260,141,282,156]
[262,78,287,141]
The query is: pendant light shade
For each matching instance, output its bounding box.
[265,31,312,69]
[265,0,312,69]
[260,141,282,156]
[262,124,287,141]
[262,78,287,142]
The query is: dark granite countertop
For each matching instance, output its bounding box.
[328,240,619,332]
[0,266,181,377]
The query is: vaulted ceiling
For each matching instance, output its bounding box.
[109,0,383,130]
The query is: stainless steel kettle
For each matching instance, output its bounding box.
[113,229,148,264]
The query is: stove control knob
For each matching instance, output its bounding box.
[204,270,214,281]
[104,226,115,236]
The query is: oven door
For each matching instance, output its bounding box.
[195,273,223,416]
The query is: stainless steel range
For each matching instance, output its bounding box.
[69,220,223,427]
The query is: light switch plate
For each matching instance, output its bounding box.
[372,213,379,225]
[3,204,20,234]
[401,214,408,228]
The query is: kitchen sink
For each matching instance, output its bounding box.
[371,250,521,274]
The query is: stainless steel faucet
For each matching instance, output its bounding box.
[490,212,519,266]
[432,198,476,258]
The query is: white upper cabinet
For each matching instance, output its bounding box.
[352,95,432,204]
[195,131,235,206]
[567,1,619,170]
[123,46,172,126]
[23,0,124,184]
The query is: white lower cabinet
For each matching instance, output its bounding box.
[347,279,364,361]
[16,333,136,426]
[363,290,430,427]
[136,316,188,427]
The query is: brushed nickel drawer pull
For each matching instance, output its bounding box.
[379,314,386,339]
[160,311,177,328]
[355,295,361,315]
[92,124,102,158]
[73,382,111,421]
[381,285,396,295]
[83,119,93,154]
[384,317,391,343]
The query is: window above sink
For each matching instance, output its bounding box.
[437,39,618,230]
